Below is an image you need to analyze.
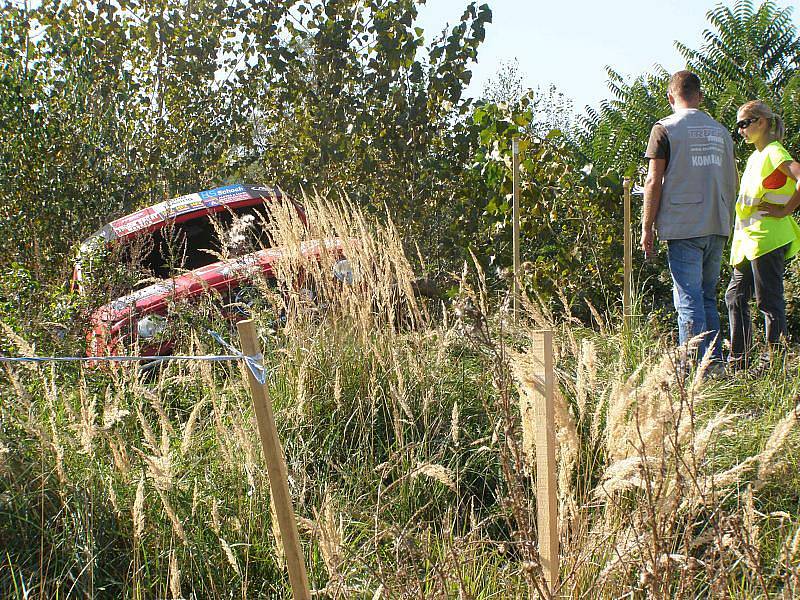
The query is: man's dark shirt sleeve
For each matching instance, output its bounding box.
[645,123,670,168]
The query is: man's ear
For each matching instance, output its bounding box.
[667,91,675,107]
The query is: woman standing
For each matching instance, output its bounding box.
[726,100,800,369]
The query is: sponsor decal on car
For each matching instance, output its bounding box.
[109,186,262,237]
[162,193,205,217]
[200,184,251,205]
[111,207,159,237]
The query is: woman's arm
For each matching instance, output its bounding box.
[761,160,800,218]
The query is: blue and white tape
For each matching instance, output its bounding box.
[0,330,268,385]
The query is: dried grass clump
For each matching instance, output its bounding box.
[469,278,800,599]
[253,191,428,342]
[509,342,579,485]
[299,492,346,594]
[2,212,799,599]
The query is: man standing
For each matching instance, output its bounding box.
[641,70,738,364]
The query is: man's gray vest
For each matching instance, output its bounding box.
[656,108,738,240]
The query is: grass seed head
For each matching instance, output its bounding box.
[133,476,145,542]
[157,488,187,545]
[107,433,131,477]
[180,398,207,456]
[169,548,182,599]
[411,463,456,491]
[756,403,799,487]
[219,537,241,576]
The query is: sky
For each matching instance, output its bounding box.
[417,0,800,113]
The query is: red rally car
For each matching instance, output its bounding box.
[72,184,352,356]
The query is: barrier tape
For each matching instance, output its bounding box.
[0,330,268,385]
[209,330,267,384]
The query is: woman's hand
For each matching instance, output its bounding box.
[760,201,792,218]
[765,159,800,218]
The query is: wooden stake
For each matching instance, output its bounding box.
[237,320,311,600]
[531,330,558,594]
[623,177,632,330]
[512,136,521,321]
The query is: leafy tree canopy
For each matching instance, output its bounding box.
[580,0,800,175]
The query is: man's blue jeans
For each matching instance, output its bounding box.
[666,235,727,361]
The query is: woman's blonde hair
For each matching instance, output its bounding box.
[739,100,785,141]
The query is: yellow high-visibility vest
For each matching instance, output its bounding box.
[730,140,800,265]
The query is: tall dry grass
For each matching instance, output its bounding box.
[0,193,799,598]
[500,295,800,598]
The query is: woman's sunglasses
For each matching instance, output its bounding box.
[736,117,759,129]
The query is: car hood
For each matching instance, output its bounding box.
[92,238,346,326]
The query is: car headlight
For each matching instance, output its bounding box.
[333,259,357,284]
[137,315,167,339]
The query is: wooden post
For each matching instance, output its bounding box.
[623,177,632,330]
[512,136,521,321]
[237,320,311,600]
[531,330,559,595]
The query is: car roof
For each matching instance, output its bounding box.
[80,184,283,249]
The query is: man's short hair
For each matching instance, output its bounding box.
[668,70,702,100]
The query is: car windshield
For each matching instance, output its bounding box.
[124,204,272,278]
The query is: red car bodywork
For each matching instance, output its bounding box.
[74,184,343,356]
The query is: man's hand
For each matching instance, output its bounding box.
[642,157,665,261]
[641,226,656,259]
